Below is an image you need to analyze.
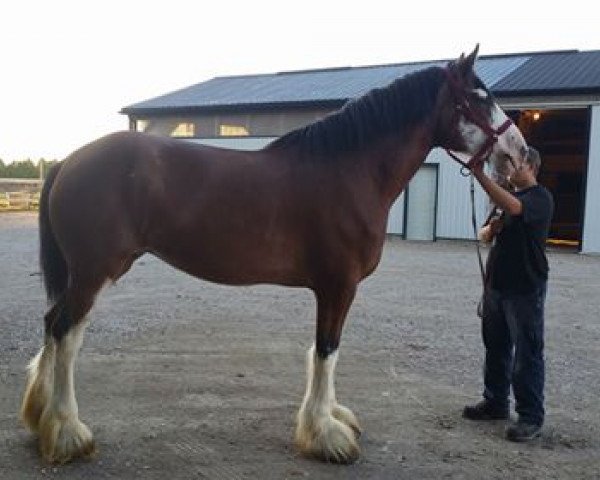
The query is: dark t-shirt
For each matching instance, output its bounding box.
[485,184,554,293]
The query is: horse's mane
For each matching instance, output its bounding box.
[266,66,446,157]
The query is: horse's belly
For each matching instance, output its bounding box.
[150,234,304,287]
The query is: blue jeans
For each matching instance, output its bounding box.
[480,283,546,426]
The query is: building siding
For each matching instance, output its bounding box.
[428,149,489,240]
[191,137,276,151]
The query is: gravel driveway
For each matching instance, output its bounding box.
[1,212,599,479]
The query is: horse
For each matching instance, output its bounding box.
[21,46,528,464]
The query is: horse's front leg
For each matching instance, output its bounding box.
[295,284,361,463]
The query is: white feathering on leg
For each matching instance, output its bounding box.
[295,345,359,463]
[38,322,95,463]
[21,339,56,432]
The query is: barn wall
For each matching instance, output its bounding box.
[192,137,276,151]
[430,149,489,240]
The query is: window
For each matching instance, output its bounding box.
[219,124,249,136]
[135,119,148,132]
[171,122,195,137]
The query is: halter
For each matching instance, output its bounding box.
[443,67,513,175]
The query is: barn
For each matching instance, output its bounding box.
[121,50,600,254]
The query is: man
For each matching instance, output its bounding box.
[463,147,554,442]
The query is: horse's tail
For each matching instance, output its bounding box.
[39,162,67,303]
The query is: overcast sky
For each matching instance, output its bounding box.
[1,0,597,162]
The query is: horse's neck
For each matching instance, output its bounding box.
[357,126,433,208]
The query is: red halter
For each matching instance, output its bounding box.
[443,67,513,173]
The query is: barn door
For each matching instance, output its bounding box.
[405,165,438,241]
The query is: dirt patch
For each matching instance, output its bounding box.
[1,212,599,479]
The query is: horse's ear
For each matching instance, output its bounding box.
[458,44,479,77]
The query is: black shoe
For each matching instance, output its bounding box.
[505,420,542,442]
[463,399,509,421]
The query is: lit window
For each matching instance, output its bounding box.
[171,122,195,137]
[136,119,148,132]
[219,124,249,136]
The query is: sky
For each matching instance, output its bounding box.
[1,0,598,162]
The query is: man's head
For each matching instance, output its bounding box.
[524,146,541,174]
[508,146,541,190]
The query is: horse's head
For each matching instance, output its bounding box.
[434,45,528,175]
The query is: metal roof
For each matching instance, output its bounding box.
[493,50,600,95]
[121,50,600,115]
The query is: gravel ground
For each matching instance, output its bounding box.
[1,211,599,479]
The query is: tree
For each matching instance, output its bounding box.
[4,159,37,178]
[0,158,59,179]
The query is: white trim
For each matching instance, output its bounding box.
[499,96,600,110]
[582,105,600,254]
[190,137,276,151]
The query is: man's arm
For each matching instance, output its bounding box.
[472,167,522,216]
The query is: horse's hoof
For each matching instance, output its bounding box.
[295,415,360,464]
[39,413,96,464]
[332,403,362,438]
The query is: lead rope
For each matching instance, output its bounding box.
[470,173,485,284]
[470,173,487,319]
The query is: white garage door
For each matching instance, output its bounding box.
[405,165,438,241]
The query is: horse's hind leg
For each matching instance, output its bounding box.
[32,276,104,463]
[295,284,361,463]
[20,331,57,432]
[39,320,94,464]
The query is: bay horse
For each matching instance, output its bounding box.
[21,47,528,464]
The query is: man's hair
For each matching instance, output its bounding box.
[526,146,541,172]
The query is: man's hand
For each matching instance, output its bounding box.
[488,215,504,235]
[478,215,503,243]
